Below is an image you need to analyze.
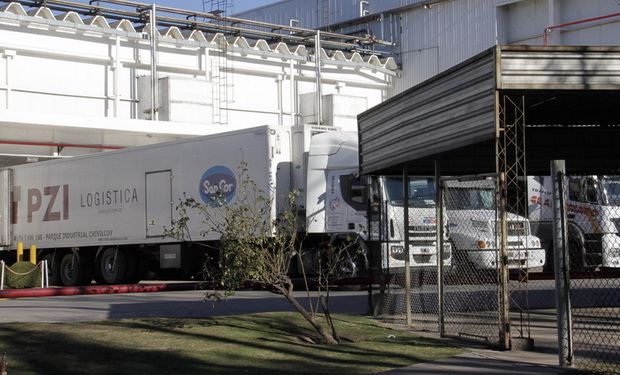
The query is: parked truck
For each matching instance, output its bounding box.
[370,176,452,271]
[528,175,620,271]
[0,125,372,286]
[445,179,546,271]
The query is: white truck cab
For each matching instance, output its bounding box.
[445,180,546,270]
[528,175,620,270]
[305,130,367,238]
[374,176,452,270]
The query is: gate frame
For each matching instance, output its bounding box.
[437,172,506,349]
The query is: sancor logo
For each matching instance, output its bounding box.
[199,166,236,207]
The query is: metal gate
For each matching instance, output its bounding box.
[374,175,441,333]
[373,173,506,344]
[439,175,502,345]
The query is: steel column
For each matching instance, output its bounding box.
[403,166,412,326]
[551,160,573,367]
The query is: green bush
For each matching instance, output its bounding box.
[5,261,42,289]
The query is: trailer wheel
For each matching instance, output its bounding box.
[59,252,93,286]
[42,252,61,286]
[99,247,128,284]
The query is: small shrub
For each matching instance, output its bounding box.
[5,261,42,289]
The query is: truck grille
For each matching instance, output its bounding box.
[507,221,528,236]
[408,225,436,244]
[411,240,436,247]
[409,225,435,232]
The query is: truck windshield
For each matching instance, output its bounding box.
[446,188,495,210]
[384,177,436,208]
[601,177,620,206]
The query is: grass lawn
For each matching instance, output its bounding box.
[0,313,461,375]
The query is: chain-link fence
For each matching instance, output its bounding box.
[560,174,620,373]
[373,175,501,343]
[441,176,501,345]
[376,176,443,333]
[370,170,620,374]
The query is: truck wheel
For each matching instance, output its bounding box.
[42,252,61,286]
[336,248,368,291]
[99,247,128,284]
[568,227,586,273]
[59,252,93,286]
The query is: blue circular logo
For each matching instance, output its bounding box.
[199,166,237,207]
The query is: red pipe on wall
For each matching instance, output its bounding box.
[0,140,124,150]
[543,12,620,46]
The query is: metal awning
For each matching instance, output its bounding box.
[358,45,620,176]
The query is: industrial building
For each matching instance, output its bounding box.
[238,0,620,95]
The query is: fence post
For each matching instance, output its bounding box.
[498,172,511,350]
[551,160,573,367]
[0,260,4,290]
[435,160,445,336]
[403,166,412,326]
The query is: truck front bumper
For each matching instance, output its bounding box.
[602,234,620,268]
[384,243,452,269]
[468,248,546,270]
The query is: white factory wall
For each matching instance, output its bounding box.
[0,2,395,158]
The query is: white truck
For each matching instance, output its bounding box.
[0,125,370,286]
[445,179,546,271]
[528,176,620,271]
[371,176,452,271]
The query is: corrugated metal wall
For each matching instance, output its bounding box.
[393,0,497,95]
[239,0,620,97]
[498,46,620,90]
[358,48,496,175]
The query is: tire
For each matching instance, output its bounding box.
[568,227,586,273]
[335,245,369,291]
[59,252,93,286]
[42,252,61,286]
[98,247,129,284]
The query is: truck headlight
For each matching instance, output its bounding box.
[529,238,541,248]
[390,246,405,260]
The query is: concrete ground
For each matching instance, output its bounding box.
[377,349,580,375]
[377,310,588,375]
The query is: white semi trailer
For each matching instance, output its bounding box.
[0,125,370,286]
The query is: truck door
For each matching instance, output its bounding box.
[145,170,172,238]
[0,169,11,246]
